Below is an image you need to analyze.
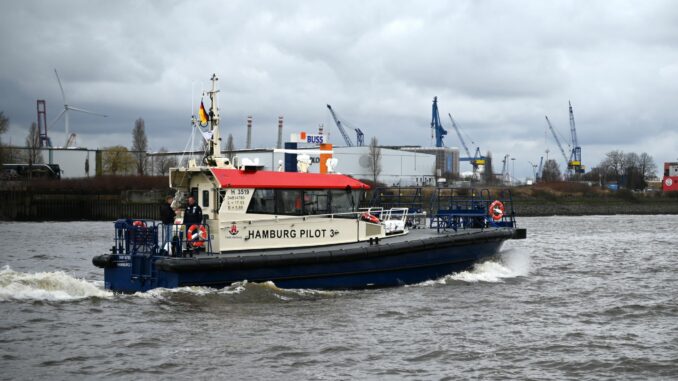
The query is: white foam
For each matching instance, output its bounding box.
[501,249,531,277]
[218,280,252,294]
[131,281,250,299]
[130,280,339,300]
[447,250,531,283]
[0,265,113,302]
[447,261,518,282]
[414,250,531,286]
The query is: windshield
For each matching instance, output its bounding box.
[246,189,361,215]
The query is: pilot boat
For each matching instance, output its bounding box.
[93,74,526,292]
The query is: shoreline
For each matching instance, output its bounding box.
[513,200,678,217]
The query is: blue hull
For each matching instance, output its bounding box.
[170,240,502,289]
[98,231,511,292]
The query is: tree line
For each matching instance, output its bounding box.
[101,118,180,175]
[540,150,657,190]
[0,112,45,168]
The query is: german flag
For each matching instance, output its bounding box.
[199,100,209,127]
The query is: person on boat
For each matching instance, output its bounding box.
[159,195,176,252]
[184,196,203,226]
[183,195,203,252]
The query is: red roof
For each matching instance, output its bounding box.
[210,168,370,190]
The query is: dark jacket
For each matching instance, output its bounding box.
[184,203,203,226]
[160,202,176,225]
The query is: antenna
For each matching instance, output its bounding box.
[246,116,252,149]
[204,73,221,165]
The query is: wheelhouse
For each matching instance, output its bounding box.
[168,164,380,253]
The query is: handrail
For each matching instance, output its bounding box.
[158,223,213,257]
[427,188,516,232]
[359,207,384,219]
[111,219,214,258]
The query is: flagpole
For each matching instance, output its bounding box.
[203,73,221,165]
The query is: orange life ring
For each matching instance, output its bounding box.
[187,224,208,247]
[361,213,380,224]
[488,200,505,221]
[132,220,146,228]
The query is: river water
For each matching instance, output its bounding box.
[1,215,677,380]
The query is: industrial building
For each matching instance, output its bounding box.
[230,145,452,186]
[9,141,459,184]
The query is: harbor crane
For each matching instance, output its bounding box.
[36,100,52,147]
[448,113,485,176]
[355,128,364,146]
[430,96,447,147]
[529,161,537,180]
[568,101,585,174]
[501,154,511,184]
[529,156,544,182]
[326,104,365,146]
[545,115,571,176]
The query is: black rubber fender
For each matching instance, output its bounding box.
[512,228,527,239]
[92,254,115,268]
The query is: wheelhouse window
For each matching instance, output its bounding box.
[247,189,275,214]
[202,190,210,207]
[303,190,330,215]
[246,189,361,215]
[330,190,357,214]
[277,189,303,215]
[218,190,226,211]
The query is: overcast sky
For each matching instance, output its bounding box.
[1,0,677,179]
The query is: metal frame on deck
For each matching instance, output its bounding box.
[369,187,516,233]
[429,188,516,232]
[110,219,214,286]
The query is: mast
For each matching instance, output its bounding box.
[205,73,222,165]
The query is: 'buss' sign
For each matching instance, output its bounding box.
[300,132,324,144]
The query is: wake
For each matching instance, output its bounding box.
[415,249,530,286]
[0,265,113,302]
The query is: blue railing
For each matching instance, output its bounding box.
[429,188,516,232]
[112,219,213,259]
[111,219,160,283]
[157,223,213,256]
[110,219,214,285]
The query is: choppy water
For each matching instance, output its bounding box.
[1,216,677,380]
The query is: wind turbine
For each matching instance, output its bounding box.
[49,69,107,147]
